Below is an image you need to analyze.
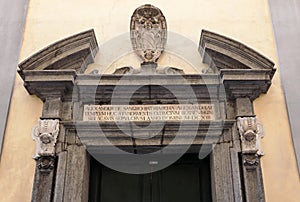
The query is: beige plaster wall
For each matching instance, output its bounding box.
[0,0,299,201]
[0,77,42,201]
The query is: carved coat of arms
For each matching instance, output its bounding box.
[130,4,167,63]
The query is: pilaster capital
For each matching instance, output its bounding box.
[32,119,60,173]
[237,117,264,156]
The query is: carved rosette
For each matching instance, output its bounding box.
[36,156,56,173]
[130,4,167,63]
[243,154,260,170]
[237,117,264,155]
[32,119,59,173]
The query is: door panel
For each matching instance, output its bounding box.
[89,154,212,202]
[100,167,143,202]
[160,164,201,202]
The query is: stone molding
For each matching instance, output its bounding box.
[199,29,275,73]
[18,29,98,74]
[18,30,275,201]
[113,65,184,75]
[17,30,276,102]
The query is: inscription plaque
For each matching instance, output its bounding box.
[83,104,215,121]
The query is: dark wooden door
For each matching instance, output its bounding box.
[89,154,212,202]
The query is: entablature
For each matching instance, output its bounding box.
[18,29,276,103]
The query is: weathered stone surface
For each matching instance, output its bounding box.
[31,165,55,202]
[18,29,276,202]
[83,104,216,122]
[130,4,167,63]
[19,70,76,101]
[230,149,243,201]
[241,154,265,202]
[211,143,235,202]
[237,117,265,155]
[18,29,98,73]
[199,29,275,72]
[63,145,89,202]
[32,119,59,159]
[236,97,254,117]
[53,152,67,202]
[42,97,63,119]
[113,64,184,75]
[61,102,73,121]
[69,120,234,149]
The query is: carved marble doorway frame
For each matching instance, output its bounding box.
[18,29,275,202]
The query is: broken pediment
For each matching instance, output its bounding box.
[18,29,276,101]
[199,30,275,75]
[18,29,98,75]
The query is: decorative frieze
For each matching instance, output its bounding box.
[237,117,264,155]
[32,119,59,173]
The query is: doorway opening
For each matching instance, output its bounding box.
[89,153,212,202]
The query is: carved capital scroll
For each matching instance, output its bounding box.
[32,119,59,173]
[237,117,264,156]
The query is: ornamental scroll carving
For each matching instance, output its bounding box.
[237,117,264,156]
[130,4,167,63]
[32,119,59,173]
